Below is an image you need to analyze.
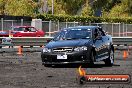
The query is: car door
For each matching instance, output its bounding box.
[22,27,30,37]
[93,28,106,61]
[98,27,110,57]
[28,27,37,37]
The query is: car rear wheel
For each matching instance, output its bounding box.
[37,35,41,37]
[104,49,114,66]
[17,36,22,37]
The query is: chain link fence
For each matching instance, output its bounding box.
[1,18,132,37]
[0,19,31,31]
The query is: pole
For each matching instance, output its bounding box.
[1,18,3,31]
[119,23,121,37]
[123,23,124,37]
[112,23,113,37]
[49,20,51,37]
[21,19,23,26]
[11,20,14,30]
[126,24,128,37]
[52,0,54,15]
[58,20,59,31]
[128,0,130,16]
[66,21,67,28]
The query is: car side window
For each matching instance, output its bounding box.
[14,28,24,31]
[94,28,99,39]
[25,28,29,31]
[29,28,36,32]
[97,29,102,37]
[98,27,106,36]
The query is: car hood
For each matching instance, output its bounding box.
[45,39,91,49]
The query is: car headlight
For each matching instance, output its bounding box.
[74,46,87,51]
[42,48,51,53]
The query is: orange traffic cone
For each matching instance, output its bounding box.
[17,46,22,55]
[9,30,13,38]
[123,50,128,59]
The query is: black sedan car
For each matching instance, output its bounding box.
[41,26,114,66]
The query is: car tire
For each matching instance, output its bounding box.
[44,64,51,67]
[89,51,95,65]
[104,49,114,66]
[77,76,86,85]
[37,35,41,37]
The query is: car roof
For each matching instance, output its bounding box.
[12,26,34,28]
[65,26,99,30]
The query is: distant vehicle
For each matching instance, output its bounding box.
[0,31,9,37]
[0,37,12,48]
[0,26,45,37]
[41,26,114,67]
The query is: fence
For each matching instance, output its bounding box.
[1,18,132,37]
[0,18,31,31]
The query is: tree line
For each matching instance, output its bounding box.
[0,0,132,17]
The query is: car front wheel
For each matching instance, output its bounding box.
[104,49,114,66]
[89,51,95,65]
[44,64,51,67]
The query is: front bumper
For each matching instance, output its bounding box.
[41,51,91,65]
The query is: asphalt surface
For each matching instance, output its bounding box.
[0,49,132,88]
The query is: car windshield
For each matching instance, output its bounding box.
[53,28,91,41]
[13,27,25,31]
